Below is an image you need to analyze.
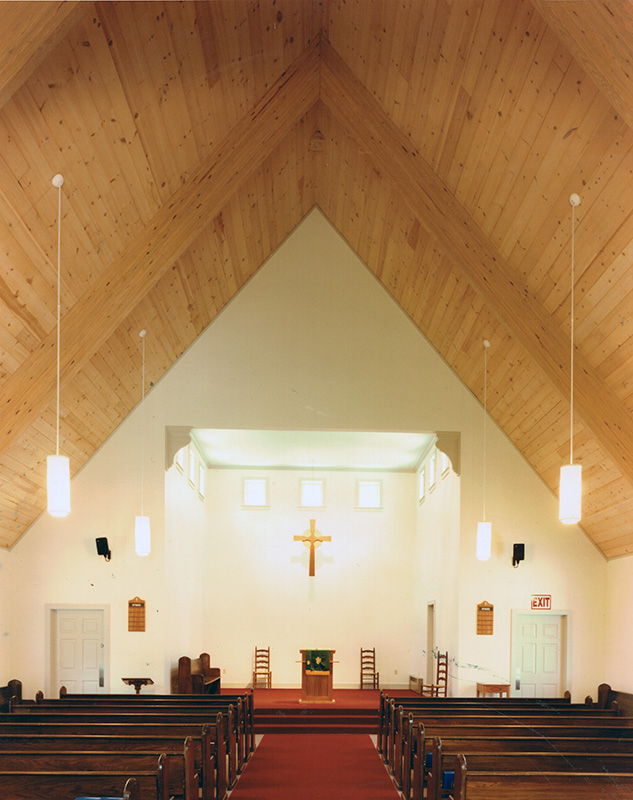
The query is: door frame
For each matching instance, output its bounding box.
[46,604,111,698]
[510,608,570,697]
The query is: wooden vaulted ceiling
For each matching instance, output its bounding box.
[1,0,633,558]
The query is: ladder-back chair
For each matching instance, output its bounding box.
[435,650,448,696]
[360,647,379,690]
[252,646,272,689]
[420,650,449,696]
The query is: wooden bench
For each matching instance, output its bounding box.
[0,732,214,800]
[378,691,577,741]
[378,693,587,759]
[0,745,197,800]
[402,718,633,799]
[388,704,620,788]
[0,680,21,714]
[38,691,255,761]
[5,706,240,789]
[0,752,169,800]
[172,653,221,694]
[451,753,633,799]
[0,719,227,800]
[427,737,633,800]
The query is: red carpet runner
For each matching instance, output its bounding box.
[228,734,400,799]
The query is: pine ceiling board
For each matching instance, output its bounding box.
[449,2,533,203]
[461,22,561,228]
[8,93,125,306]
[492,69,605,266]
[96,2,199,197]
[0,39,320,461]
[532,0,633,135]
[505,101,618,299]
[0,1,86,111]
[321,37,633,496]
[436,283,483,367]
[449,2,541,208]
[163,2,222,163]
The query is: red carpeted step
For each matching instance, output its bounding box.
[254,706,379,734]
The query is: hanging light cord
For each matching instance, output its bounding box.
[482,339,489,522]
[55,178,62,458]
[569,198,576,467]
[140,330,146,517]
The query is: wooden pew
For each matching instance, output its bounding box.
[379,694,593,763]
[408,722,633,800]
[0,745,197,800]
[0,680,21,714]
[0,719,227,800]
[38,690,255,760]
[5,706,239,790]
[30,691,255,773]
[172,653,221,694]
[427,737,633,800]
[0,752,169,800]
[389,704,621,788]
[400,718,633,798]
[377,691,582,752]
[0,733,213,800]
[451,753,633,799]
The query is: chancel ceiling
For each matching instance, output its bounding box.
[1,0,633,558]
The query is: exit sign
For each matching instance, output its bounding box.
[531,594,551,610]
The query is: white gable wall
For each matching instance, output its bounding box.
[1,209,608,700]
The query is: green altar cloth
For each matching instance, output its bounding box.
[305,649,330,671]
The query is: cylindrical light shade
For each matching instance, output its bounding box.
[476,521,491,561]
[47,455,70,517]
[135,515,151,556]
[559,463,582,524]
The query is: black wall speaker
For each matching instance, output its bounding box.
[512,542,525,568]
[96,537,111,561]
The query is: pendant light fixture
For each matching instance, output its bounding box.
[135,329,151,556]
[559,193,582,524]
[476,339,491,560]
[47,174,70,518]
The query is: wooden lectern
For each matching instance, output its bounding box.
[299,649,335,703]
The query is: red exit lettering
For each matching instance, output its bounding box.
[531,595,551,610]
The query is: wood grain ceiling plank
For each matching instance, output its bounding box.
[0,39,320,458]
[64,19,161,228]
[320,37,633,492]
[451,2,540,207]
[532,0,633,134]
[494,68,605,265]
[0,1,86,110]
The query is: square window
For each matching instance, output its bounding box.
[357,479,382,509]
[300,479,324,508]
[243,478,268,507]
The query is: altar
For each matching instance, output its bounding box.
[299,649,335,703]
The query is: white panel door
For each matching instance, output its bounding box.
[511,613,564,698]
[52,609,105,695]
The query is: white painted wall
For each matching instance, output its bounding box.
[605,555,633,693]
[167,466,416,688]
[0,209,608,701]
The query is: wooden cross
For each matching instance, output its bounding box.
[294,519,331,577]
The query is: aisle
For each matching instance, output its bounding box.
[228,733,400,799]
